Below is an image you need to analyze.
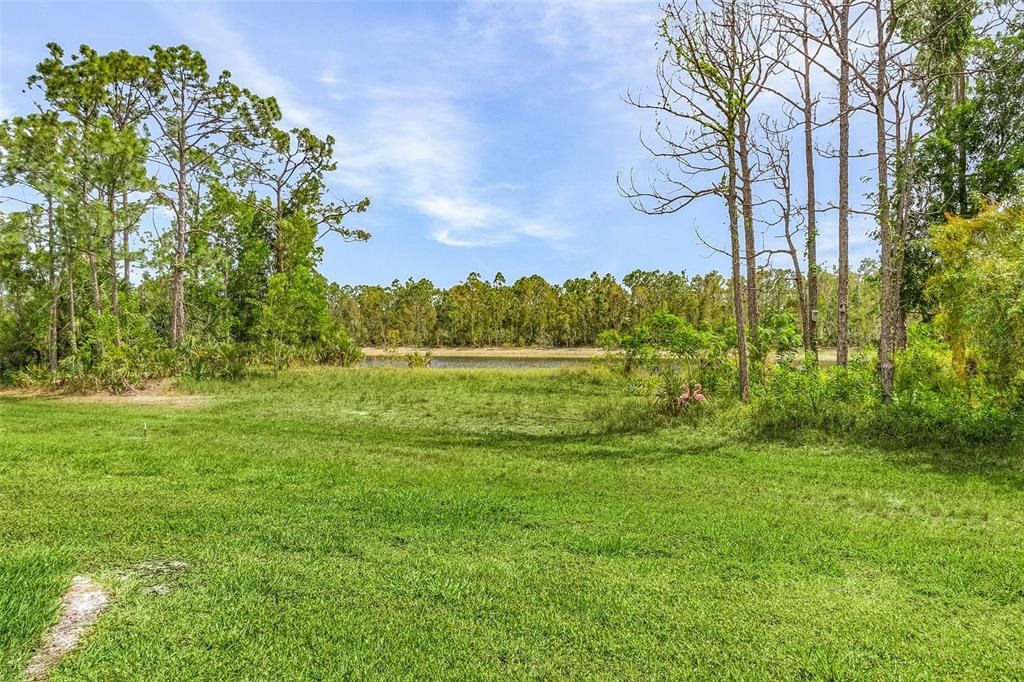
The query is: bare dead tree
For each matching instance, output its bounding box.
[779,0,868,366]
[836,0,854,367]
[762,122,810,352]
[770,1,831,362]
[726,0,788,335]
[619,0,762,400]
[803,3,824,363]
[815,0,986,398]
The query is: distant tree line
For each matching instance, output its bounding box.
[328,264,880,348]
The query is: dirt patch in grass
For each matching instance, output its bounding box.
[117,559,189,596]
[24,576,110,682]
[0,380,208,408]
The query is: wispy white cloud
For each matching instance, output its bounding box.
[313,6,613,249]
[318,69,339,87]
[153,0,579,249]
[326,82,568,247]
[418,195,567,247]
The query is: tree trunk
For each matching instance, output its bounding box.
[122,190,131,285]
[65,237,78,353]
[87,246,102,314]
[85,188,102,315]
[170,100,188,346]
[47,197,59,372]
[108,188,119,318]
[728,129,750,402]
[738,113,759,334]
[171,168,186,346]
[783,211,808,353]
[836,0,851,367]
[801,13,819,363]
[893,112,913,353]
[274,187,286,275]
[957,68,968,216]
[875,1,895,401]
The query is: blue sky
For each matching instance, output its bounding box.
[0,0,878,287]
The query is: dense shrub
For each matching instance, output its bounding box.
[601,311,731,382]
[5,325,363,392]
[751,329,1023,447]
[602,310,732,421]
[180,339,256,381]
[6,308,179,393]
[404,351,432,368]
[750,311,803,377]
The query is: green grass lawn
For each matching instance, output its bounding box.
[2,368,1023,680]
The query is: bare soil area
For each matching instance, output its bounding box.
[24,577,110,682]
[0,379,207,407]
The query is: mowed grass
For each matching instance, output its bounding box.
[1,368,1023,680]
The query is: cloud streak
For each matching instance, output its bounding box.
[155,0,584,249]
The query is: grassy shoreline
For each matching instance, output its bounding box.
[362,346,844,363]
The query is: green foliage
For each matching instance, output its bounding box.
[751,311,802,374]
[404,351,433,368]
[77,310,171,392]
[312,326,363,367]
[331,266,880,351]
[603,310,732,419]
[929,204,1024,390]
[602,310,726,375]
[0,43,368,391]
[894,323,962,399]
[751,331,1022,447]
[750,359,878,435]
[180,338,255,381]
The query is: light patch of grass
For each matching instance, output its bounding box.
[1,367,1023,679]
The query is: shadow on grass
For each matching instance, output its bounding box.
[746,424,1024,487]
[885,444,1024,486]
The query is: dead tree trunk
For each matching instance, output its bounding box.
[738,114,759,334]
[800,14,819,362]
[874,0,895,401]
[836,0,852,367]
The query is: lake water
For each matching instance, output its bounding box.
[361,355,598,369]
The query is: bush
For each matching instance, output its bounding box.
[5,310,179,393]
[750,359,877,435]
[602,311,731,385]
[603,311,731,424]
[180,338,255,381]
[313,327,364,367]
[404,351,432,368]
[751,341,1022,447]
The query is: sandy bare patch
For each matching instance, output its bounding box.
[0,380,208,408]
[66,391,207,408]
[24,576,110,682]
